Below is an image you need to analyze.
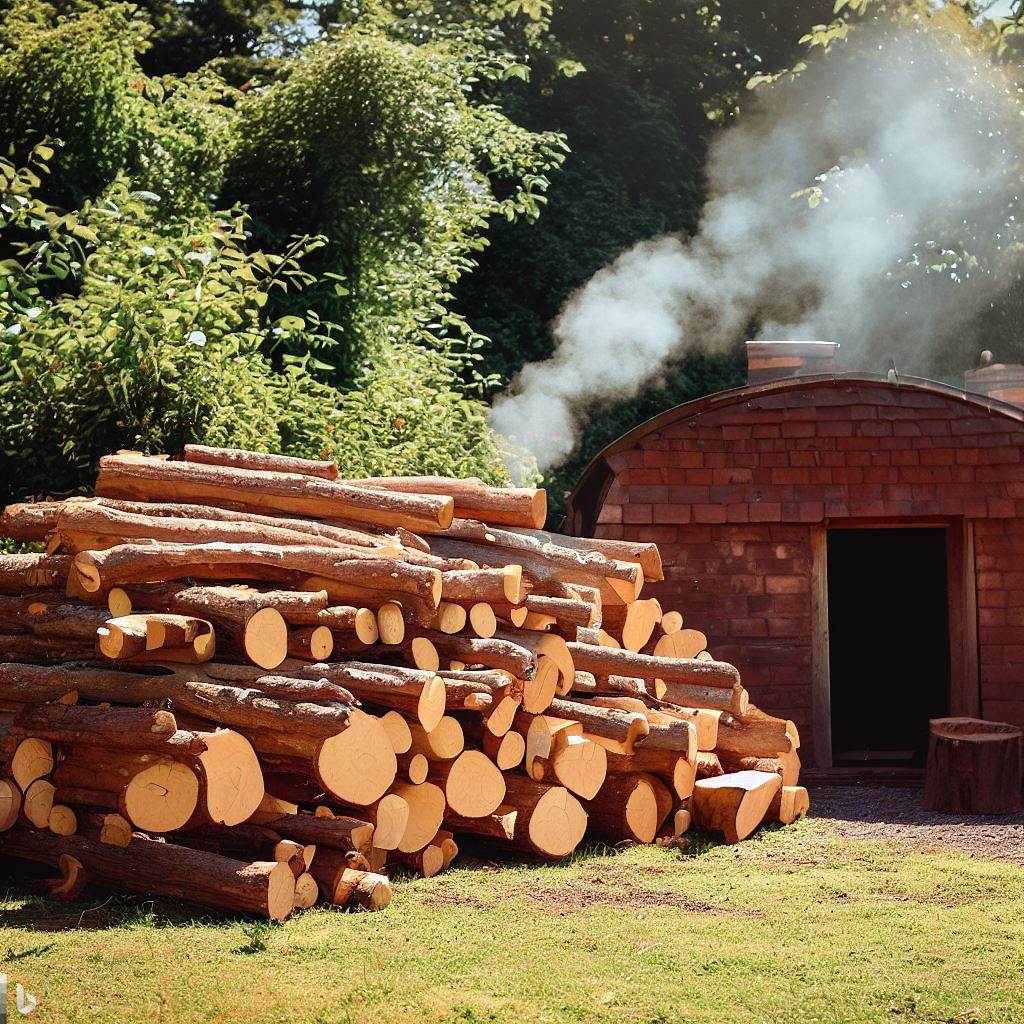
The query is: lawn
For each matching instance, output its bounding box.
[1,816,1022,1024]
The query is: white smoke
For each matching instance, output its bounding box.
[491,16,1024,475]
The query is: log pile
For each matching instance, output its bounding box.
[0,446,808,919]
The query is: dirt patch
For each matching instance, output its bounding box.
[809,785,1024,865]
[523,880,764,917]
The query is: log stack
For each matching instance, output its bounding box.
[0,446,808,919]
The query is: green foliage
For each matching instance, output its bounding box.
[0,145,345,497]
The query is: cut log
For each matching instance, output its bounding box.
[605,749,696,801]
[582,773,668,844]
[500,776,587,859]
[74,543,442,611]
[545,697,648,753]
[351,477,546,530]
[9,737,54,790]
[514,529,664,583]
[307,663,446,732]
[0,829,296,920]
[408,718,465,761]
[183,444,339,480]
[530,734,608,800]
[400,752,429,784]
[270,812,374,855]
[691,770,782,844]
[695,751,724,779]
[425,632,537,679]
[767,785,811,825]
[475,726,526,770]
[22,778,56,827]
[442,567,526,607]
[45,853,87,899]
[923,717,1023,814]
[48,804,78,836]
[653,629,707,661]
[715,711,795,758]
[392,843,445,878]
[287,625,334,661]
[566,642,740,692]
[377,602,405,644]
[391,782,446,853]
[380,710,412,754]
[0,553,71,594]
[293,872,319,910]
[468,603,497,639]
[444,806,517,844]
[429,602,467,635]
[719,749,801,788]
[1,778,22,831]
[95,453,454,533]
[429,750,505,818]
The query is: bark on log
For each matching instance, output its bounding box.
[691,770,781,844]
[95,453,453,533]
[497,775,587,860]
[0,828,296,920]
[581,773,670,844]
[0,554,71,594]
[923,718,1023,814]
[184,445,339,480]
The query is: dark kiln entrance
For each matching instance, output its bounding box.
[827,527,951,767]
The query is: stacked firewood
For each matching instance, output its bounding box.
[0,446,807,920]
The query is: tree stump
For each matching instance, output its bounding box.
[923,718,1023,815]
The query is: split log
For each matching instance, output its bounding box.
[923,718,1023,814]
[183,444,339,480]
[351,477,546,530]
[691,770,782,844]
[96,453,454,533]
[0,829,296,920]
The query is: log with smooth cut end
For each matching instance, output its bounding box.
[287,625,334,661]
[531,734,608,801]
[270,812,374,855]
[567,642,740,693]
[431,601,467,635]
[184,444,339,480]
[768,785,810,825]
[605,748,695,801]
[425,632,537,679]
[500,776,588,860]
[601,599,661,653]
[293,872,319,910]
[315,709,397,807]
[351,477,546,530]
[478,727,526,770]
[442,566,526,607]
[308,663,447,732]
[468,602,497,638]
[400,752,429,785]
[653,629,707,661]
[514,713,582,777]
[97,813,133,847]
[692,770,782,844]
[22,778,56,827]
[522,656,558,715]
[392,843,445,878]
[408,717,464,761]
[429,750,505,818]
[514,529,663,584]
[195,729,265,826]
[95,453,454,533]
[380,710,412,754]
[331,793,409,851]
[659,610,684,634]
[0,829,297,921]
[392,782,446,853]
[924,717,1023,814]
[445,805,517,843]
[494,629,573,693]
[0,778,22,831]
[48,804,78,836]
[376,601,406,644]
[582,773,668,845]
[545,697,649,754]
[10,737,54,790]
[125,759,201,832]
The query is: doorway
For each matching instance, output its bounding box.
[826,527,951,767]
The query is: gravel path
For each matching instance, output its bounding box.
[808,785,1024,865]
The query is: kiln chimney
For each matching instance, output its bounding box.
[745,340,838,385]
[964,362,1024,407]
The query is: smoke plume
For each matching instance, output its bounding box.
[491,17,1024,475]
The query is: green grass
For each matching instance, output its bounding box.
[2,819,1022,1024]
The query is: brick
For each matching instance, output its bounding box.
[693,504,728,524]
[622,504,653,524]
[765,575,809,595]
[596,503,622,525]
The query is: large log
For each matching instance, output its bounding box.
[582,773,671,844]
[513,528,664,583]
[0,828,296,920]
[497,776,588,859]
[73,543,442,610]
[95,453,454,532]
[0,554,71,593]
[923,718,1023,814]
[691,770,781,844]
[350,478,546,530]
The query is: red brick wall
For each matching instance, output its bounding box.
[589,381,1024,764]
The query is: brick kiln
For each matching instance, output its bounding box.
[567,341,1024,772]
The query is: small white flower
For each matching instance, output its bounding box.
[185,251,212,266]
[25,307,42,320]
[140,246,156,257]
[187,330,207,347]
[5,323,22,336]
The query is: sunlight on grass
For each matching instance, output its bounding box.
[2,821,1022,1024]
